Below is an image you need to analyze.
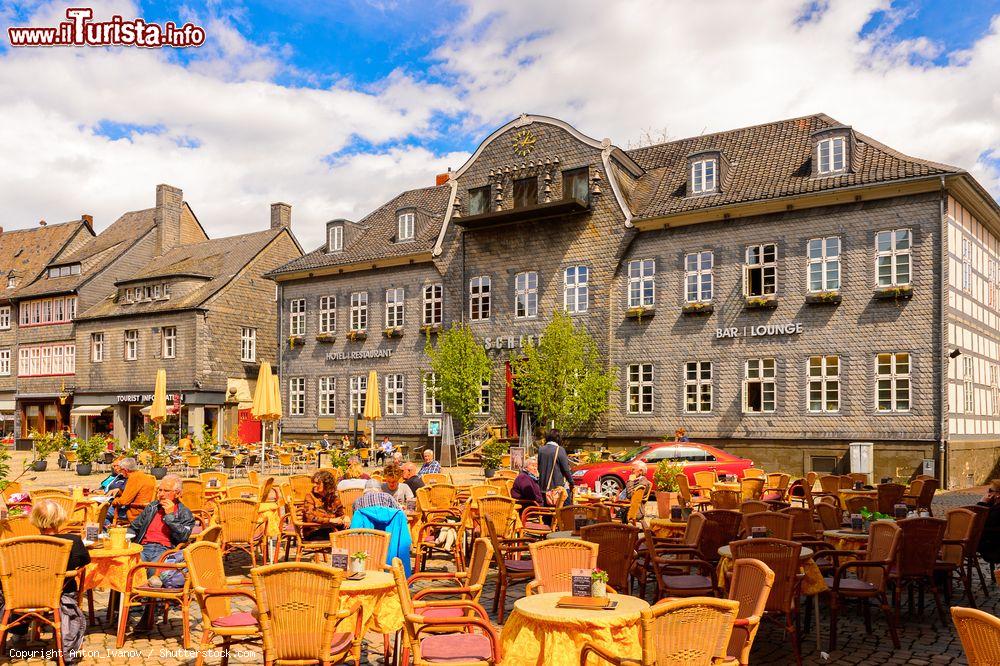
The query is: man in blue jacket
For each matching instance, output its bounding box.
[350,480,411,576]
[129,474,195,569]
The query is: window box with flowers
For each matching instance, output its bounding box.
[805,290,842,305]
[625,305,655,321]
[287,335,304,349]
[315,332,336,343]
[346,330,367,342]
[419,323,442,336]
[681,301,713,316]
[873,285,913,301]
[744,295,778,310]
[382,327,404,339]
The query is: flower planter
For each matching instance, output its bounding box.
[288,336,304,349]
[745,296,778,310]
[150,466,168,480]
[419,325,442,336]
[382,328,404,339]
[350,558,366,574]
[347,331,367,342]
[655,491,678,519]
[315,334,336,343]
[32,460,47,472]
[873,285,913,301]
[591,580,607,598]
[75,463,93,476]
[681,302,714,316]
[625,306,655,321]
[805,291,842,305]
[483,467,497,479]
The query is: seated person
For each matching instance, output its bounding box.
[978,479,1000,566]
[336,458,370,491]
[110,458,156,524]
[401,462,424,494]
[381,461,414,506]
[129,474,195,570]
[304,470,347,541]
[616,460,652,520]
[100,459,128,496]
[512,457,544,512]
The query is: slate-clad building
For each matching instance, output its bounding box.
[269,113,1000,487]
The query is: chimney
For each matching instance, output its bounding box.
[435,168,452,186]
[81,214,93,231]
[156,184,183,254]
[270,202,291,229]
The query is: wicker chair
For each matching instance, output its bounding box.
[338,487,365,523]
[0,515,40,539]
[726,557,775,666]
[781,507,818,538]
[741,511,793,540]
[183,541,260,666]
[764,473,790,496]
[739,500,769,515]
[483,518,533,623]
[416,484,458,521]
[579,522,640,594]
[844,495,875,515]
[701,510,743,565]
[0,481,21,502]
[493,469,518,481]
[408,538,494,605]
[391,558,500,665]
[889,517,947,623]
[693,470,718,494]
[952,606,1000,665]
[740,478,764,501]
[814,475,842,503]
[580,597,738,666]
[815,502,842,531]
[847,473,869,486]
[329,529,390,571]
[711,490,742,510]
[526,538,599,595]
[226,483,261,500]
[288,474,313,502]
[825,520,902,651]
[676,473,711,511]
[474,496,517,540]
[200,471,228,490]
[936,508,978,607]
[181,479,207,512]
[556,504,610,532]
[217,498,268,566]
[647,525,718,599]
[31,488,71,499]
[251,562,362,666]
[0,536,73,666]
[876,483,906,514]
[729,538,804,665]
[743,468,766,480]
[116,544,192,649]
[422,472,453,486]
[277,495,329,563]
[633,513,707,598]
[904,478,939,515]
[40,496,87,534]
[962,504,991,591]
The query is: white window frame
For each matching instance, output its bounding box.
[91,333,104,363]
[807,356,840,413]
[161,326,176,359]
[817,136,846,174]
[627,363,654,414]
[469,277,490,321]
[385,288,405,329]
[0,349,9,376]
[350,375,368,416]
[684,361,713,413]
[627,259,655,308]
[514,271,538,319]
[18,296,76,326]
[807,237,841,292]
[478,380,491,415]
[328,225,343,253]
[319,377,336,416]
[0,306,10,330]
[744,244,777,297]
[319,296,336,334]
[964,356,975,414]
[743,359,776,413]
[563,265,589,314]
[17,343,74,376]
[685,252,713,303]
[385,374,404,416]
[397,212,415,241]
[876,229,911,287]
[124,330,138,361]
[423,373,442,415]
[289,298,305,336]
[289,377,305,416]
[241,328,256,362]
[876,352,911,413]
[422,284,442,325]
[350,292,368,332]
[690,159,717,194]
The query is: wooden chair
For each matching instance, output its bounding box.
[391,558,500,665]
[116,544,191,649]
[726,557,775,666]
[339,487,365,523]
[407,538,494,605]
[743,468,766,480]
[729,538,804,665]
[483,517,533,623]
[903,478,939,515]
[183,541,260,666]
[216,498,268,566]
[329,529,390,571]
[581,597,738,666]
[710,489,742,510]
[422,472,452,486]
[0,536,73,666]
[889,517,947,623]
[526,538,599,594]
[952,606,1000,666]
[251,562,363,666]
[741,511,793,540]
[739,500,769,515]
[740,478,764,501]
[936,508,978,607]
[825,520,902,651]
[579,522,640,594]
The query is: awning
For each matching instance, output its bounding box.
[140,404,180,416]
[0,400,14,411]
[70,405,112,417]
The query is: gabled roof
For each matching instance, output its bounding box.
[268,184,449,277]
[0,220,91,302]
[623,113,960,220]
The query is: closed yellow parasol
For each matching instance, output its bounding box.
[150,368,168,422]
[270,371,283,420]
[251,362,274,421]
[363,369,380,447]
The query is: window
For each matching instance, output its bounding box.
[808,356,840,412]
[161,326,176,359]
[91,333,104,363]
[563,168,589,202]
[397,212,415,241]
[743,359,776,413]
[685,252,713,302]
[422,284,442,325]
[876,230,911,287]
[153,284,161,299]
[513,177,538,209]
[47,264,80,278]
[876,352,910,412]
[691,159,717,194]
[350,292,368,331]
[18,296,76,325]
[350,375,368,415]
[319,296,336,334]
[627,363,654,414]
[744,244,777,297]
[124,330,138,361]
[0,350,9,376]
[328,225,343,252]
[385,374,404,416]
[289,299,305,336]
[6,276,15,289]
[817,136,846,174]
[143,286,152,300]
[564,266,589,313]
[241,328,256,362]
[469,277,490,321]
[808,237,841,292]
[0,306,8,329]
[423,373,442,415]
[385,288,404,328]
[685,361,712,413]
[962,238,972,293]
[319,377,336,416]
[289,378,305,416]
[17,343,75,376]
[468,186,490,216]
[478,380,490,415]
[964,356,975,414]
[627,259,655,308]
[515,271,538,319]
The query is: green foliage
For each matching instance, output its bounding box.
[324,448,351,471]
[480,437,508,471]
[73,435,106,465]
[653,460,684,492]
[0,443,10,490]
[511,311,614,433]
[195,425,219,469]
[584,451,602,464]
[28,429,64,463]
[129,425,158,454]
[859,507,891,521]
[424,323,492,432]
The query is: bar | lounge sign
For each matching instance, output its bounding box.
[716,322,803,339]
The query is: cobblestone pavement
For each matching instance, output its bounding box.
[3,454,995,665]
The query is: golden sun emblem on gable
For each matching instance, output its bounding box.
[511,129,537,157]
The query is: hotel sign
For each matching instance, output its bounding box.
[716,322,803,339]
[483,334,542,351]
[325,349,393,362]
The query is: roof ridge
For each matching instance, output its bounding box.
[162,226,280,252]
[2,219,85,234]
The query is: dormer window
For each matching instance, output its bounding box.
[691,159,717,194]
[47,264,81,278]
[817,136,846,174]
[328,224,343,253]
[397,212,415,241]
[6,276,15,289]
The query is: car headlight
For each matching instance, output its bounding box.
[572,470,586,478]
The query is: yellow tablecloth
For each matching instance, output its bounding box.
[718,549,826,596]
[500,592,648,666]
[713,482,741,492]
[83,543,145,593]
[258,501,280,538]
[838,490,877,511]
[647,518,687,539]
[823,529,869,554]
[338,570,403,634]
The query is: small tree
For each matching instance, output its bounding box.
[195,425,219,470]
[511,310,614,433]
[425,323,492,432]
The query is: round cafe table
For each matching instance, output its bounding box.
[337,570,403,635]
[647,518,687,539]
[81,542,145,625]
[545,530,578,540]
[500,592,648,666]
[823,528,870,552]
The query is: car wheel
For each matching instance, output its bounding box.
[599,476,624,498]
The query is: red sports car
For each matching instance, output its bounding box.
[571,441,753,497]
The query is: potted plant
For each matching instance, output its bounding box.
[653,460,684,518]
[350,551,368,574]
[745,295,778,309]
[315,332,336,343]
[346,329,367,342]
[382,326,404,339]
[149,446,170,480]
[73,435,105,476]
[288,335,304,349]
[480,438,507,479]
[195,425,219,473]
[805,290,842,305]
[28,430,61,472]
[873,284,913,301]
[419,323,442,336]
[681,301,713,315]
[591,568,609,598]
